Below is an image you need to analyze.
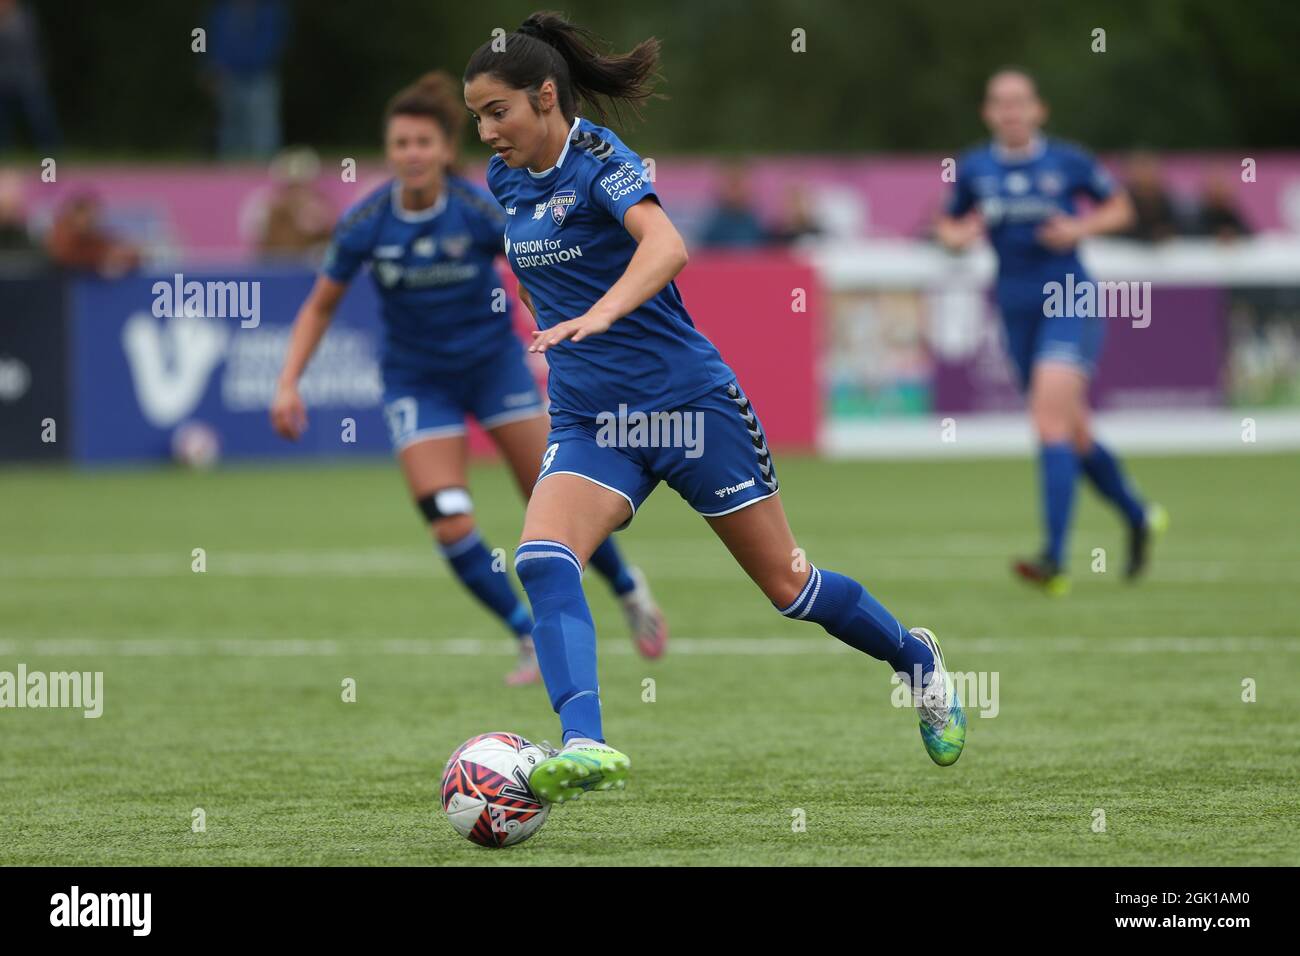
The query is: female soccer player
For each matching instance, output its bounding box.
[271,71,667,686]
[463,13,966,802]
[937,69,1166,595]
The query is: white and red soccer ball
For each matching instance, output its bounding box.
[440,732,550,848]
[171,420,221,470]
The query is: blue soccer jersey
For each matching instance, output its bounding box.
[947,137,1116,312]
[322,175,516,372]
[485,117,734,420]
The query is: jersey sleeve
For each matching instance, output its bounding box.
[484,156,510,208]
[320,212,371,283]
[946,153,977,217]
[1068,147,1117,202]
[456,180,509,256]
[586,148,658,226]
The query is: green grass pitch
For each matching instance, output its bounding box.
[1,451,1298,865]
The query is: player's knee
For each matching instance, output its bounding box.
[432,514,475,545]
[765,567,813,612]
[513,540,583,592]
[417,487,475,544]
[1031,406,1071,444]
[1037,425,1072,446]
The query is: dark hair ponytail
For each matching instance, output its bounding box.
[463,11,662,126]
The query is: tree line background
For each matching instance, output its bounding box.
[30,0,1300,160]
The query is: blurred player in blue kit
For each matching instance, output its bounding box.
[271,71,668,685]
[463,12,967,803]
[937,69,1167,595]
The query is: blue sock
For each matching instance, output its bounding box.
[440,530,531,639]
[777,566,935,690]
[514,540,603,743]
[588,537,636,597]
[1039,442,1079,568]
[1080,441,1146,528]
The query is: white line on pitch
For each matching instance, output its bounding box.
[0,636,1295,657]
[1,548,1297,582]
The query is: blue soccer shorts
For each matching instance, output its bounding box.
[381,340,545,452]
[535,379,779,530]
[999,305,1106,392]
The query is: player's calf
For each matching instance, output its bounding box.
[774,565,928,676]
[514,540,604,735]
[424,488,534,652]
[772,565,966,764]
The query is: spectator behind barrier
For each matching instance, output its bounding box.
[1189,173,1252,242]
[1122,151,1185,242]
[771,183,825,246]
[45,190,141,277]
[242,146,335,261]
[697,161,771,249]
[0,168,41,260]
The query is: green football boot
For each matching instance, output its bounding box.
[1012,553,1071,596]
[529,739,630,804]
[909,627,967,767]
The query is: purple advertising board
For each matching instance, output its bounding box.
[931,287,1227,414]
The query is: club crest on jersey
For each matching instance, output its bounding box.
[549,189,577,226]
[1004,171,1031,195]
[440,233,471,258]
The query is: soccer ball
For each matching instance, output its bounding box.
[171,420,221,470]
[440,732,550,848]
